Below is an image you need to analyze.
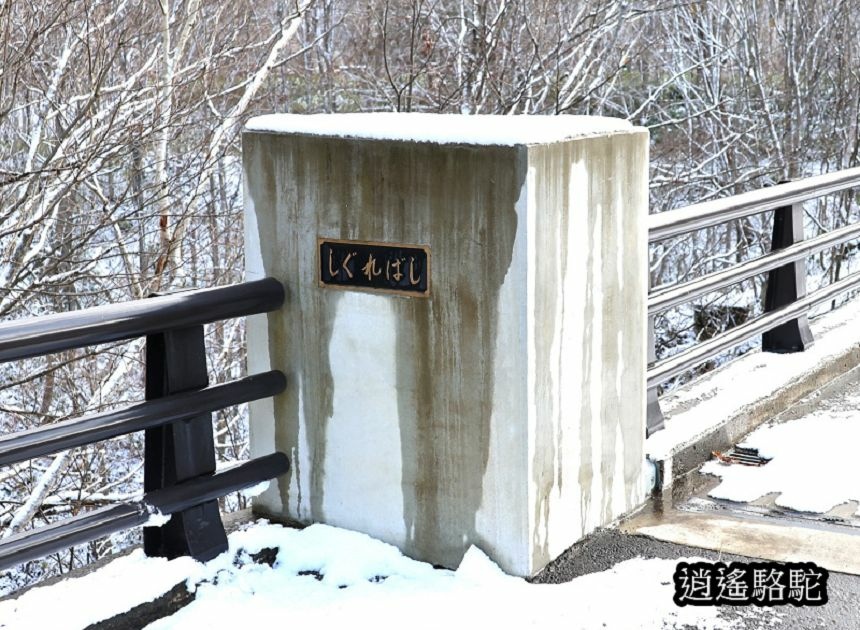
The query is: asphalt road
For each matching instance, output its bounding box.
[531,526,860,628]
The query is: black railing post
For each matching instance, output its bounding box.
[762,203,814,352]
[143,325,228,562]
[646,314,665,437]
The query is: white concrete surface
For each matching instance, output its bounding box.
[627,511,860,576]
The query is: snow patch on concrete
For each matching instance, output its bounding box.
[702,402,860,513]
[245,113,632,146]
[0,552,199,628]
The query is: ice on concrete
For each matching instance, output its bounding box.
[702,399,860,514]
[245,113,633,146]
[0,522,737,630]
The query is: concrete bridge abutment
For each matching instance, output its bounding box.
[243,113,649,576]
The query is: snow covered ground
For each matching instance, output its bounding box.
[0,522,744,630]
[702,391,860,514]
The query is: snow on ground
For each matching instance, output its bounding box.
[702,393,860,514]
[0,522,738,630]
[0,552,200,630]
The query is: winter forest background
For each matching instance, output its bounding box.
[2,0,860,593]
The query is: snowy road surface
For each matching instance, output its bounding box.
[703,376,860,516]
[624,361,860,628]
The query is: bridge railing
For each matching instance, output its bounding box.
[647,168,860,436]
[0,278,288,571]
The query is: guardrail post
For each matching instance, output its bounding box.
[762,203,814,352]
[143,325,228,561]
[646,314,665,437]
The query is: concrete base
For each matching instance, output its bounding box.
[624,509,860,576]
[243,114,649,576]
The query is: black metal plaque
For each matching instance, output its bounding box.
[318,238,430,297]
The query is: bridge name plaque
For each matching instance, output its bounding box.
[318,238,431,297]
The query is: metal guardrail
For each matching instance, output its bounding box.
[648,167,860,242]
[0,278,288,571]
[647,170,860,436]
[0,278,284,362]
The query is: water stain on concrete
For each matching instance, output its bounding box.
[243,133,340,521]
[246,133,520,569]
[244,126,647,576]
[371,142,522,568]
[526,134,647,568]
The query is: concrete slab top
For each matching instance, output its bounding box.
[244,113,635,146]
